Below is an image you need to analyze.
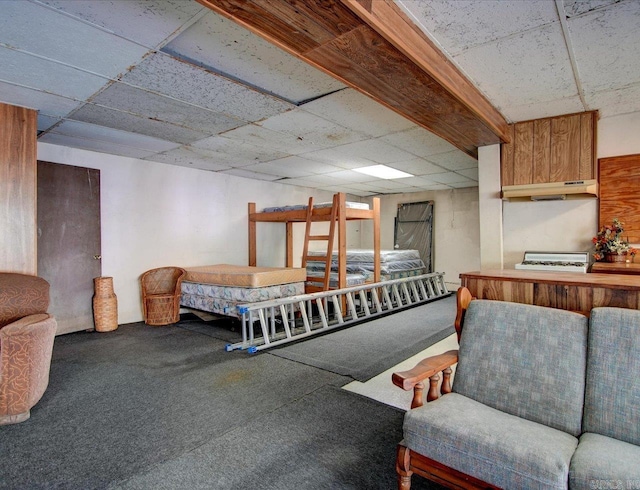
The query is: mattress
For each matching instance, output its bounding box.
[306,259,425,274]
[184,264,306,288]
[262,201,370,213]
[180,281,304,318]
[306,249,421,263]
[306,272,369,288]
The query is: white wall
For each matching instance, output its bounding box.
[487,111,640,268]
[38,143,350,325]
[361,187,481,289]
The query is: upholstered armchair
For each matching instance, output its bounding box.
[140,267,186,326]
[0,273,57,425]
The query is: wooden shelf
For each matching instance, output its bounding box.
[591,261,640,275]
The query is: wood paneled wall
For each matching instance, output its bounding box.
[599,154,640,243]
[0,103,37,274]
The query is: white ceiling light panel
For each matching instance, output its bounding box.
[353,165,413,180]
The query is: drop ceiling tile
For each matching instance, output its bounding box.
[164,11,345,103]
[37,114,62,132]
[257,110,368,150]
[219,168,282,181]
[429,172,474,184]
[398,0,558,56]
[372,179,416,190]
[419,184,451,191]
[563,0,621,18]
[50,120,180,152]
[448,181,479,189]
[456,168,480,181]
[388,158,446,176]
[121,54,294,122]
[0,47,108,100]
[262,156,344,175]
[70,104,208,144]
[41,0,205,48]
[221,124,325,155]
[568,1,640,93]
[344,182,389,192]
[147,147,232,171]
[426,151,477,171]
[453,23,576,109]
[585,84,640,118]
[0,81,81,116]
[502,96,585,122]
[293,174,350,186]
[0,1,149,78]
[240,162,311,179]
[306,139,417,166]
[318,184,364,194]
[298,146,378,169]
[300,88,414,137]
[38,132,157,159]
[90,82,243,135]
[192,135,288,166]
[343,190,378,197]
[380,126,457,157]
[395,176,437,187]
[275,178,322,188]
[386,186,424,194]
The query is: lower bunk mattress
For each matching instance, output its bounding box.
[180,264,306,319]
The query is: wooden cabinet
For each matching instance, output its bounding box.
[533,284,592,312]
[460,270,640,314]
[501,111,598,187]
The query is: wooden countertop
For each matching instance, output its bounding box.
[590,261,640,274]
[460,269,640,290]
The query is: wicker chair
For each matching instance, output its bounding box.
[0,273,57,425]
[140,267,186,326]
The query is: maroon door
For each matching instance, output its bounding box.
[37,161,102,335]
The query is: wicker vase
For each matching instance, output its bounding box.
[603,252,627,263]
[93,276,118,332]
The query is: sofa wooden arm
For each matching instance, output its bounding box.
[392,350,458,409]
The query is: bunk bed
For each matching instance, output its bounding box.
[248,192,381,293]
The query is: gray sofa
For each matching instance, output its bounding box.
[393,288,640,489]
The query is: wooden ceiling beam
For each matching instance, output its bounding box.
[197,0,511,158]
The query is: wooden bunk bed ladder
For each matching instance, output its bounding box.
[301,194,339,292]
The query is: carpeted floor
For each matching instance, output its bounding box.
[0,304,450,489]
[271,295,456,381]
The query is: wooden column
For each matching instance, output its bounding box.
[248,202,256,266]
[372,197,380,283]
[0,103,37,274]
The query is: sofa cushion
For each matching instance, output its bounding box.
[585,307,640,446]
[569,432,640,489]
[404,393,578,490]
[453,300,588,436]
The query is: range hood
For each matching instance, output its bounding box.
[502,180,598,201]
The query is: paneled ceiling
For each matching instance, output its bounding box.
[1,0,638,196]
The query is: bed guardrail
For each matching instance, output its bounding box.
[226,272,450,353]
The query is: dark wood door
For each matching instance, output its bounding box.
[37,161,101,335]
